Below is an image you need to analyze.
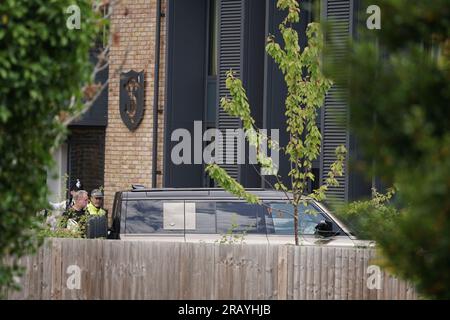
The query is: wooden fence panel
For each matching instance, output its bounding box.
[7,239,418,300]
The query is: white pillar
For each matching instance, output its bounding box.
[46,143,68,203]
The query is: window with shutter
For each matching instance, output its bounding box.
[320,0,354,202]
[217,0,243,181]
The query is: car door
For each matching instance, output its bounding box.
[184,200,268,244]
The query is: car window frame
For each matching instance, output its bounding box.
[262,200,344,236]
[214,200,266,235]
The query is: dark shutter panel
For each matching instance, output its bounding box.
[320,0,353,202]
[164,0,207,187]
[217,0,243,180]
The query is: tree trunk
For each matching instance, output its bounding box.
[294,204,299,246]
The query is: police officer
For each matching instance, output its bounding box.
[49,178,83,211]
[67,179,83,209]
[87,189,107,216]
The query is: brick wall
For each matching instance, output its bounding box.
[68,126,106,196]
[104,0,166,213]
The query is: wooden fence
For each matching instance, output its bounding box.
[7,238,418,300]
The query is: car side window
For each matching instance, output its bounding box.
[125,200,184,234]
[216,202,263,234]
[264,202,330,235]
[185,201,216,234]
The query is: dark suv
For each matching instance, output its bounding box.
[109,188,372,247]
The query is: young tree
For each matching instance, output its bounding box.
[206,0,346,245]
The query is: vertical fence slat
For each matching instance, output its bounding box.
[326,247,335,300]
[373,248,382,300]
[51,239,62,300]
[286,246,294,300]
[293,246,300,299]
[320,247,328,300]
[17,256,28,300]
[97,239,105,299]
[28,252,39,299]
[347,248,356,300]
[265,244,276,300]
[362,248,370,300]
[305,246,315,300]
[299,246,307,300]
[233,244,243,300]
[398,276,406,300]
[313,247,321,300]
[277,245,288,300]
[102,239,112,299]
[41,239,52,300]
[255,244,266,300]
[341,248,349,300]
[334,247,342,300]
[144,240,155,299]
[213,243,220,299]
[355,248,363,300]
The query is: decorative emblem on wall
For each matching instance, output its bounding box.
[120,70,144,131]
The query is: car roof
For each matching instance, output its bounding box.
[121,187,307,200]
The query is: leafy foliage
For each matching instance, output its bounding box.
[35,213,83,239]
[327,0,450,299]
[0,0,101,294]
[333,188,400,240]
[206,0,346,245]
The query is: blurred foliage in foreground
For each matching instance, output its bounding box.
[325,0,450,299]
[0,1,101,296]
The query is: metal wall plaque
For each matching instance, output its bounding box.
[119,70,144,131]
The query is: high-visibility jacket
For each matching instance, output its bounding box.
[86,202,107,216]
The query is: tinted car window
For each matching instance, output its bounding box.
[125,200,184,234]
[185,201,216,234]
[264,202,332,235]
[216,202,263,234]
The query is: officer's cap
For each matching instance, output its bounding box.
[91,189,104,198]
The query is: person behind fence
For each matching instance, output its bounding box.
[87,189,107,216]
[49,178,83,211]
[60,190,89,236]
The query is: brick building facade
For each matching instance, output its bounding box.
[104,0,167,211]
